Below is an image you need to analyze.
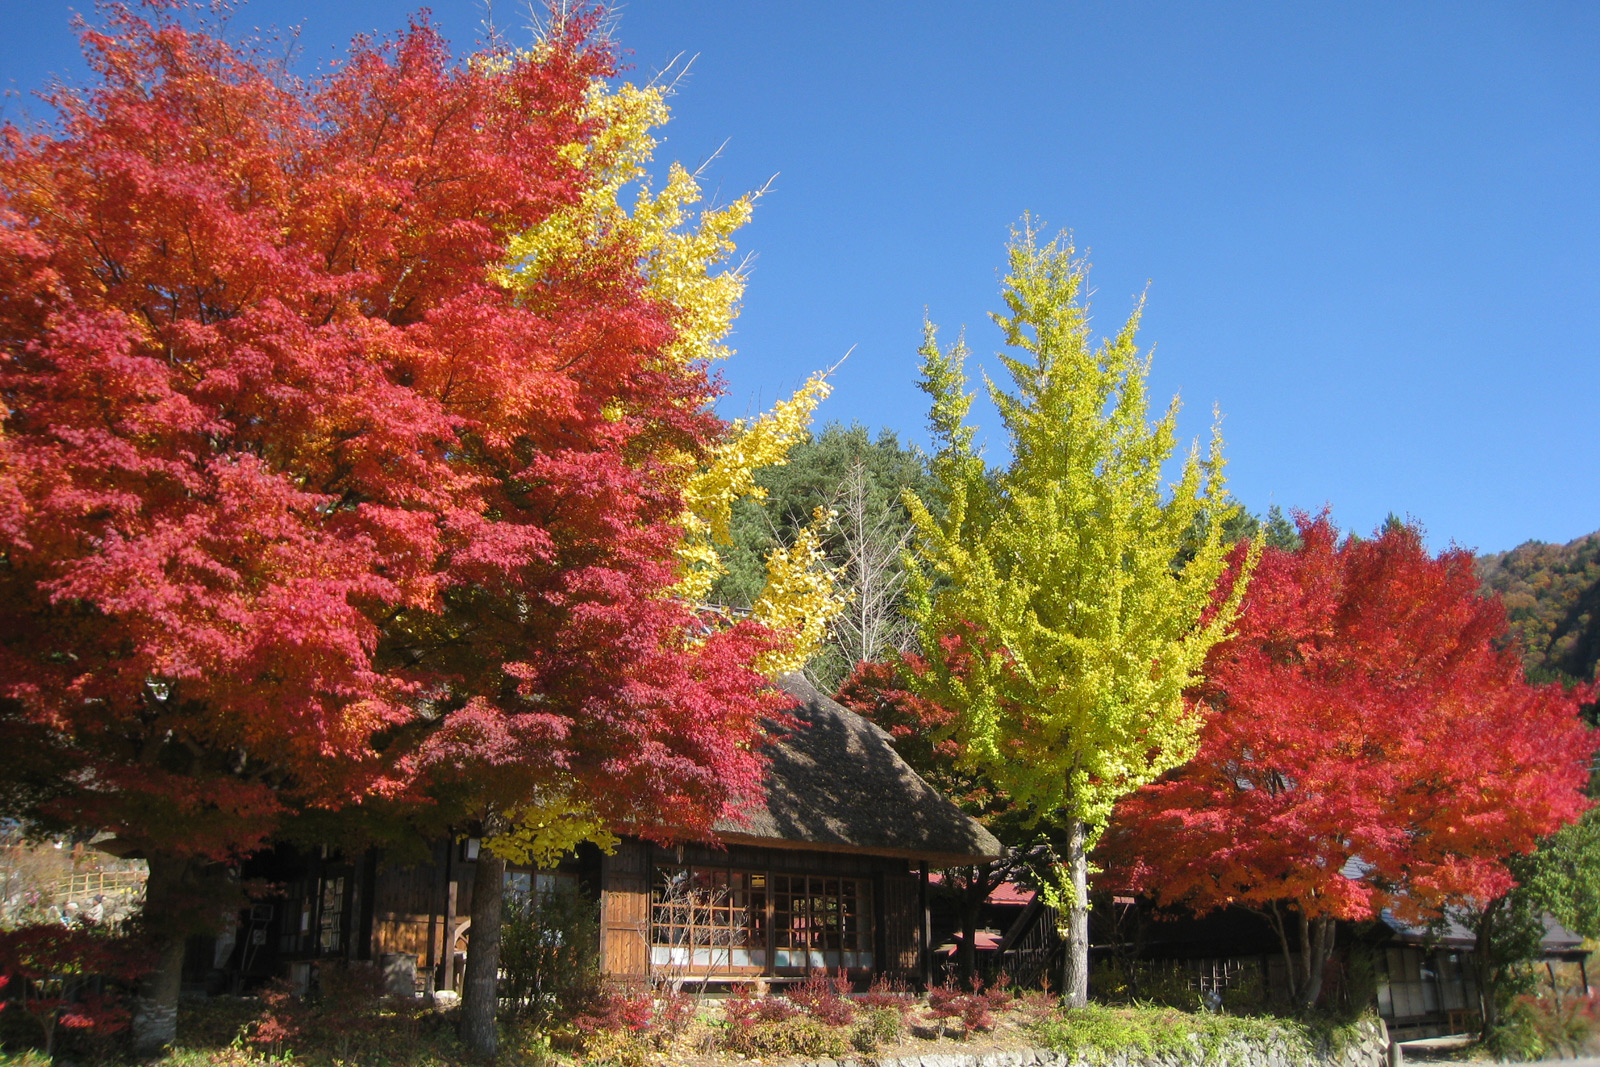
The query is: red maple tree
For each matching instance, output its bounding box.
[1099,516,1595,1009]
[0,4,778,1050]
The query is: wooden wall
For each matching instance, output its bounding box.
[371,860,441,964]
[599,839,651,979]
[881,871,921,977]
[361,838,929,986]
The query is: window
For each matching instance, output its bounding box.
[651,866,767,971]
[649,865,875,974]
[318,875,346,954]
[771,874,873,971]
[505,869,575,901]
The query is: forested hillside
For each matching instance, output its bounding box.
[1479,530,1600,687]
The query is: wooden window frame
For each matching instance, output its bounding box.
[649,863,875,977]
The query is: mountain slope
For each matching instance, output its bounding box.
[1479,531,1600,687]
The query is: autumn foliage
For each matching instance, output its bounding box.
[1100,516,1595,1006]
[0,0,781,859]
[0,3,795,1047]
[0,924,150,1056]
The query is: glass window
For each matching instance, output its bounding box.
[318,875,345,954]
[651,866,769,971]
[770,873,874,972]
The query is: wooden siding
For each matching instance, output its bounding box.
[600,839,651,979]
[882,872,921,977]
[371,861,441,964]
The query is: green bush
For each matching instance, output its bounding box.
[1089,959,1206,1011]
[1219,966,1268,1016]
[577,1028,649,1067]
[722,1015,848,1060]
[1033,1004,1316,1067]
[1490,993,1600,1061]
[0,1052,53,1067]
[499,885,601,1029]
[849,1006,904,1053]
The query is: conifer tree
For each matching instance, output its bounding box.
[903,222,1254,1006]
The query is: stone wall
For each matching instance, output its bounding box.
[794,1015,1392,1067]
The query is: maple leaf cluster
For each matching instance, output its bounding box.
[0,2,781,868]
[1098,516,1596,927]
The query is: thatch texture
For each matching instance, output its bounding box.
[715,673,1003,866]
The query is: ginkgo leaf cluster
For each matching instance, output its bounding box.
[904,223,1255,837]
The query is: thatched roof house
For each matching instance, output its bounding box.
[599,673,1002,981]
[241,672,1003,993]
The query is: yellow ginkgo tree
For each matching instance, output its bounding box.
[904,221,1257,1006]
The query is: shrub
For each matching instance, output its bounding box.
[313,961,389,1059]
[788,968,855,1026]
[1508,992,1600,1059]
[1033,1003,1318,1066]
[0,923,148,1059]
[850,1006,904,1052]
[0,1051,52,1067]
[650,983,696,1043]
[246,978,306,1058]
[499,884,601,1028]
[856,973,916,1015]
[571,984,654,1035]
[1136,961,1203,1011]
[722,1014,848,1060]
[924,976,1011,1037]
[578,1028,650,1067]
[1219,965,1268,1016]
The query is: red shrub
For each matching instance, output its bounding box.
[572,985,654,1034]
[0,924,149,1057]
[653,984,696,1038]
[856,973,917,1015]
[789,968,855,1026]
[755,995,800,1023]
[248,979,306,1056]
[925,976,1011,1036]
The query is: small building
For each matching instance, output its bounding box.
[215,674,1002,993]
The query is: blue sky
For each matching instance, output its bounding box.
[4,2,1596,554]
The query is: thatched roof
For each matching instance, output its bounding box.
[714,673,1004,867]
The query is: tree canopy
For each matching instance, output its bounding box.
[901,222,1252,1006]
[0,5,807,1050]
[1099,516,1595,1009]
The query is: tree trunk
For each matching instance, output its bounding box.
[1262,903,1334,1013]
[1059,820,1090,1009]
[131,852,191,1055]
[459,848,506,1057]
[1474,897,1504,1035]
[1297,913,1335,1010]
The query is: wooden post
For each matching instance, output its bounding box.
[918,861,931,988]
[441,847,458,992]
[764,865,777,978]
[424,841,442,994]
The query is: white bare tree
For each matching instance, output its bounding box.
[827,460,918,672]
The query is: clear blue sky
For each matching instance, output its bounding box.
[4,2,1596,554]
